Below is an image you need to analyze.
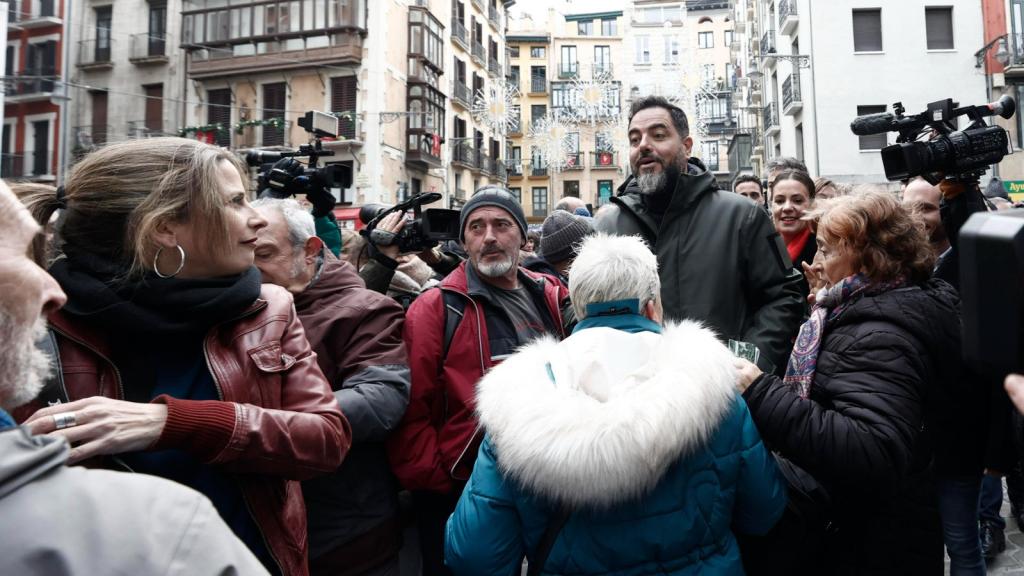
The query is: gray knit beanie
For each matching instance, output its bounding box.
[540,210,594,263]
[459,186,528,245]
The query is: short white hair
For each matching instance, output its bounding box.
[252,197,316,250]
[568,234,660,320]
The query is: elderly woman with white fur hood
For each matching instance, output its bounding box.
[445,234,786,576]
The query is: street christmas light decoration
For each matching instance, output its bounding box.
[472,78,521,135]
[527,111,576,173]
[568,75,622,126]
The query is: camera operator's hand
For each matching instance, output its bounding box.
[1005,373,1024,415]
[259,157,304,197]
[369,211,406,261]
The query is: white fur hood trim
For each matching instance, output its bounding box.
[475,320,738,508]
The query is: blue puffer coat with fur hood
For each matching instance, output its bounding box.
[445,320,787,576]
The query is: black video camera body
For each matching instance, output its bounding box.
[850,96,1016,184]
[359,192,461,253]
[245,111,353,201]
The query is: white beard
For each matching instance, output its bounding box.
[0,311,53,410]
[476,255,515,278]
[636,171,667,196]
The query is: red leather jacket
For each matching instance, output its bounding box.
[15,284,351,576]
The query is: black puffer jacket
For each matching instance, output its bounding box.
[594,158,804,373]
[743,279,959,575]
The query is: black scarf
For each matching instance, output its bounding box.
[50,249,262,401]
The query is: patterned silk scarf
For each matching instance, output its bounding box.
[784,273,908,398]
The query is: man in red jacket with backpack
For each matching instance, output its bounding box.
[387,186,568,575]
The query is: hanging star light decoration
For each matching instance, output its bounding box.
[471,78,521,135]
[567,75,622,126]
[527,111,575,173]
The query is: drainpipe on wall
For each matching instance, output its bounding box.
[806,0,820,178]
[57,0,71,184]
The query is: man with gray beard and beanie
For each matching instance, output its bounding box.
[387,185,569,576]
[0,180,270,575]
[595,96,803,373]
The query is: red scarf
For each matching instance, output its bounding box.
[785,226,812,264]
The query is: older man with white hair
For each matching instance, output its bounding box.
[252,198,410,576]
[445,234,785,576]
[0,181,269,574]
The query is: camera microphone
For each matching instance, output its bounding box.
[986,94,1017,120]
[850,112,896,136]
[245,150,288,164]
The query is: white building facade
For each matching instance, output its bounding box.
[735,0,989,185]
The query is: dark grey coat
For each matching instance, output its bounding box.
[594,159,804,372]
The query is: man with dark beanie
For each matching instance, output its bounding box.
[387,186,568,575]
[523,210,593,285]
[595,96,803,373]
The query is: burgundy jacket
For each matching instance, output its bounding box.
[15,284,351,576]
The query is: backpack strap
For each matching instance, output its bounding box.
[36,328,68,406]
[527,506,572,576]
[441,289,466,362]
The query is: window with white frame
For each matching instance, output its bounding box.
[701,140,719,171]
[635,35,651,64]
[698,31,714,49]
[925,7,954,50]
[664,36,680,63]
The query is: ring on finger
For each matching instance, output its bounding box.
[52,412,78,430]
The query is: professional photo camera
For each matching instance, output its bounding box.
[245,111,353,217]
[850,95,1016,184]
[359,192,461,253]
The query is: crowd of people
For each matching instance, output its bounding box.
[0,94,1022,576]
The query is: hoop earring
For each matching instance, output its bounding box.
[153,245,186,278]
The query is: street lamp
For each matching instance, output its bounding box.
[974,34,1011,178]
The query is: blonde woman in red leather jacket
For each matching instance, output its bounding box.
[14,137,351,576]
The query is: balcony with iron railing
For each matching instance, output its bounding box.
[488,57,502,77]
[508,116,522,135]
[763,102,779,136]
[782,75,802,115]
[2,150,55,178]
[471,40,486,65]
[1006,34,1024,82]
[78,39,113,69]
[530,162,548,178]
[452,19,469,51]
[130,32,168,64]
[481,155,495,175]
[761,30,776,67]
[451,139,477,170]
[591,151,618,169]
[127,120,171,138]
[564,152,584,170]
[506,160,524,177]
[452,80,472,108]
[4,74,58,102]
[494,159,507,181]
[530,77,548,94]
[558,61,579,79]
[74,125,114,150]
[593,62,613,78]
[7,0,61,28]
[488,3,501,30]
[778,0,798,36]
[181,0,364,78]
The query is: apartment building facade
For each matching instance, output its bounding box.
[68,0,184,158]
[3,0,66,181]
[731,0,988,186]
[178,0,509,222]
[982,0,1024,196]
[506,9,628,222]
[624,0,737,189]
